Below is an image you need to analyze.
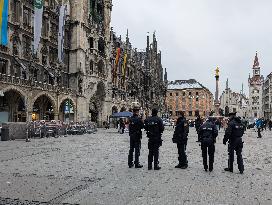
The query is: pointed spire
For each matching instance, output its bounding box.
[226,78,229,90]
[253,51,260,68]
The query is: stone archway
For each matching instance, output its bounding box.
[0,89,26,122]
[59,98,75,122]
[32,94,55,121]
[89,81,106,123]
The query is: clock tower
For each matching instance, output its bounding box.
[248,52,264,118]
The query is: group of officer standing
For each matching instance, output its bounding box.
[128,105,245,174]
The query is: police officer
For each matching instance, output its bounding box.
[128,105,144,168]
[172,112,189,169]
[223,112,244,174]
[144,108,164,170]
[198,117,218,172]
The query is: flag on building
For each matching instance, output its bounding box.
[0,0,9,46]
[122,53,127,84]
[114,48,121,84]
[34,0,44,54]
[58,4,67,63]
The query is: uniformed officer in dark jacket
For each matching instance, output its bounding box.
[144,108,164,170]
[198,117,218,172]
[223,112,245,174]
[128,105,144,168]
[172,112,189,169]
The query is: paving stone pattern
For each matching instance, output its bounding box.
[0,128,272,205]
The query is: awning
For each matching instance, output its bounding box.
[110,111,133,118]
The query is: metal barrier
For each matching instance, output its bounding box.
[27,120,97,139]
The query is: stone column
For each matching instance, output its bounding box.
[214,67,220,116]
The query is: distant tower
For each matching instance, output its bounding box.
[214,67,220,115]
[248,52,264,118]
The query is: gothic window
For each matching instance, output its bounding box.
[90,60,94,74]
[42,17,49,37]
[98,38,105,55]
[89,37,94,49]
[12,38,19,56]
[0,59,7,74]
[22,35,32,59]
[41,45,48,65]
[11,0,20,23]
[49,47,58,63]
[97,60,104,76]
[23,6,31,28]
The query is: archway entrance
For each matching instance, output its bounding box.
[89,101,98,122]
[32,95,54,121]
[89,81,106,124]
[59,99,75,122]
[0,90,26,122]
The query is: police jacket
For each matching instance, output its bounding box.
[172,117,189,144]
[129,114,144,140]
[144,116,164,143]
[223,117,244,145]
[198,120,218,144]
[195,117,202,130]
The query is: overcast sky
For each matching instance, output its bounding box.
[111,0,272,95]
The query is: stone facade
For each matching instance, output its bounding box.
[0,0,166,125]
[220,79,249,117]
[262,72,272,120]
[166,79,213,120]
[248,53,264,119]
[109,31,167,116]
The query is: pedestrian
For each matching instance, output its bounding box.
[269,120,272,131]
[172,112,189,169]
[144,108,164,170]
[198,117,218,172]
[256,118,263,138]
[195,115,202,142]
[128,105,144,168]
[119,118,125,134]
[223,112,244,174]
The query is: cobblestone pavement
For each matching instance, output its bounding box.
[0,128,272,205]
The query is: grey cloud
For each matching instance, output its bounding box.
[111,0,272,95]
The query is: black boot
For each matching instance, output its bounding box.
[224,167,233,172]
[154,165,161,170]
[135,163,143,168]
[175,164,182,168]
[209,164,213,172]
[128,155,133,168]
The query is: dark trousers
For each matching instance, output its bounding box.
[201,143,215,169]
[148,142,160,168]
[177,143,187,166]
[257,128,262,138]
[128,138,141,166]
[228,142,244,172]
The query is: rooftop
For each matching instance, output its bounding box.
[167,79,208,90]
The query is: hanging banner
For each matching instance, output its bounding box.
[114,48,121,84]
[34,0,44,54]
[0,0,9,46]
[58,5,67,63]
[122,53,127,85]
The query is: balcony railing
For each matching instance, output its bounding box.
[0,73,77,95]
